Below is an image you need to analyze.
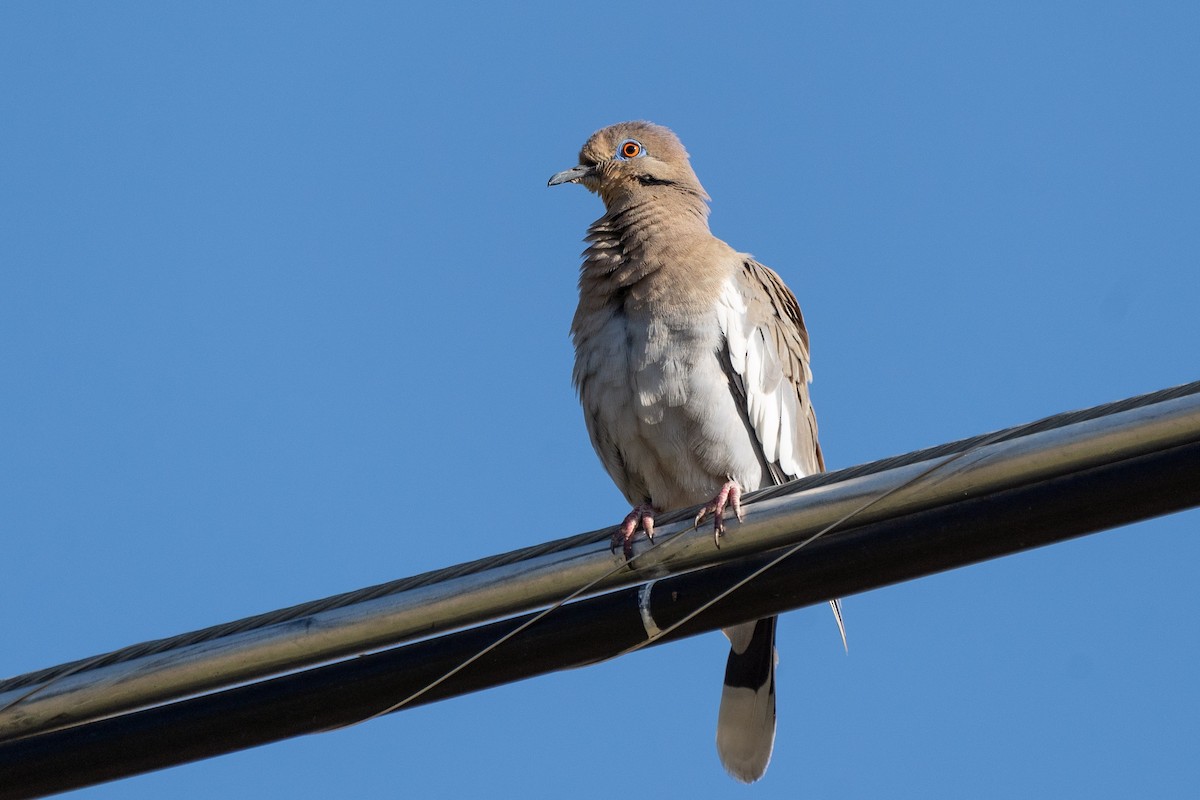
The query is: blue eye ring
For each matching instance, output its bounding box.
[616,139,645,160]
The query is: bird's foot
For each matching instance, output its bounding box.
[612,503,657,561]
[694,480,745,547]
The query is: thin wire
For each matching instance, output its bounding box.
[0,428,955,720]
[358,426,1013,721]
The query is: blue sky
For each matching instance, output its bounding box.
[2,2,1198,797]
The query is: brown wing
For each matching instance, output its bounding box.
[716,258,823,481]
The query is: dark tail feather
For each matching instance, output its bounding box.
[716,616,777,783]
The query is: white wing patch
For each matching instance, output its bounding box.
[716,276,811,480]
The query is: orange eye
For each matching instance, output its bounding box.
[617,139,643,160]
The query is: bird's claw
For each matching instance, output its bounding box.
[612,503,656,561]
[693,480,744,548]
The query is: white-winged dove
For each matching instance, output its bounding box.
[549,121,841,783]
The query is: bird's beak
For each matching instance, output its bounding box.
[547,165,593,187]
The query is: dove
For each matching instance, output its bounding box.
[549,121,841,783]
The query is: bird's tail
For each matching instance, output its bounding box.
[716,616,777,783]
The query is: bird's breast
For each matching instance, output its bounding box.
[572,297,767,511]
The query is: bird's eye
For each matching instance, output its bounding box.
[616,139,644,160]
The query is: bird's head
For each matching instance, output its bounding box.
[548,121,707,209]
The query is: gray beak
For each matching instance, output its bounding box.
[547,165,593,187]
